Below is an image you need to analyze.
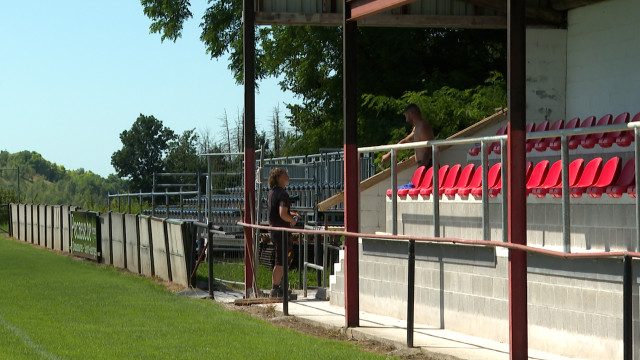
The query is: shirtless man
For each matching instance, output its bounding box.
[381,103,435,167]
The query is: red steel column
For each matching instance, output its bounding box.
[343,1,360,327]
[507,0,528,358]
[243,0,256,299]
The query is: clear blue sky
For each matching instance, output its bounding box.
[0,1,298,177]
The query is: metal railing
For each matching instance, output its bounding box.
[359,121,640,252]
[237,220,638,359]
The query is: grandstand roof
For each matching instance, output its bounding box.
[256,0,608,28]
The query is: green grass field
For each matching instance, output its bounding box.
[0,234,387,360]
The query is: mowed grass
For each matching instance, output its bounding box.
[0,235,388,360]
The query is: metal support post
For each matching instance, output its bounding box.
[561,136,571,252]
[343,0,359,327]
[407,239,415,348]
[207,222,214,299]
[282,230,289,315]
[481,141,489,240]
[507,0,528,358]
[635,128,640,250]
[623,255,632,360]
[501,139,508,242]
[391,149,398,235]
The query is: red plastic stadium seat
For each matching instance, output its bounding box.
[398,166,427,197]
[599,112,630,148]
[582,157,621,198]
[568,116,596,150]
[535,119,564,152]
[458,166,483,199]
[387,166,427,197]
[444,164,475,199]
[526,121,549,152]
[526,160,550,196]
[489,125,508,155]
[433,164,461,198]
[569,158,604,198]
[581,114,612,149]
[471,162,501,199]
[408,167,433,198]
[550,117,580,151]
[546,159,585,198]
[605,159,635,198]
[628,185,636,198]
[420,165,450,197]
[531,160,563,198]
[616,112,640,147]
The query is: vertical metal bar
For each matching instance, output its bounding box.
[304,233,308,298]
[322,232,328,288]
[561,136,570,252]
[623,255,632,360]
[635,128,640,250]
[407,239,415,348]
[243,0,257,300]
[282,230,289,315]
[507,0,528,358]
[16,166,20,203]
[207,222,214,299]
[433,145,440,237]
[481,141,489,240]
[197,172,202,222]
[501,139,508,242]
[315,232,321,286]
[391,149,398,235]
[343,3,360,327]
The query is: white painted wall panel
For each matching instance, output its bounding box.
[566,0,640,118]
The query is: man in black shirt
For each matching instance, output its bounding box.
[267,167,300,297]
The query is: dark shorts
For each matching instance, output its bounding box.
[270,230,289,266]
[417,158,433,168]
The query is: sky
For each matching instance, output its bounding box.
[0,1,298,178]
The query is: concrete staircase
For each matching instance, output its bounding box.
[329,249,345,307]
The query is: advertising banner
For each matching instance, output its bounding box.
[71,211,101,261]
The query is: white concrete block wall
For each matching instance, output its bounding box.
[328,239,634,359]
[566,0,640,118]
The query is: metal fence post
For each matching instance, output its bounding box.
[407,239,415,348]
[282,229,289,315]
[623,255,632,360]
[208,222,214,299]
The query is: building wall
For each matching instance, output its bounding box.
[330,238,634,360]
[566,0,640,117]
[526,28,568,124]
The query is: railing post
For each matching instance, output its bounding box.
[623,255,632,360]
[481,141,489,240]
[561,136,571,252]
[207,222,214,299]
[433,146,440,237]
[282,229,289,316]
[501,139,508,242]
[407,239,415,348]
[635,128,640,251]
[391,149,398,235]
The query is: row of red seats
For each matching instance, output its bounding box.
[468,112,640,156]
[387,157,637,200]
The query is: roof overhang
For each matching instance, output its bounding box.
[256,0,609,28]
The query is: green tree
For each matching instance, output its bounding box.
[164,129,204,174]
[111,114,175,192]
[140,1,506,154]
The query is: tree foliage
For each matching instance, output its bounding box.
[111,114,175,192]
[140,1,507,156]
